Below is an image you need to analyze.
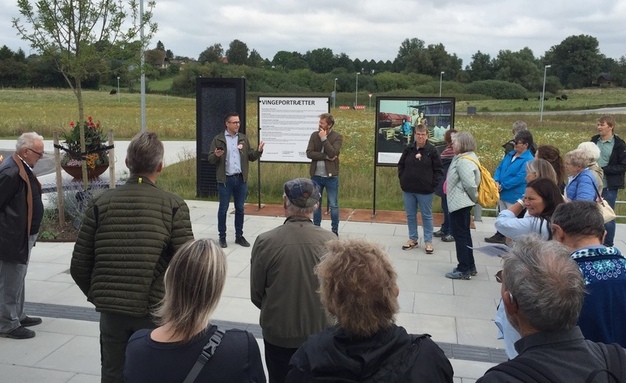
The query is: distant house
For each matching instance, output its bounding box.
[219,57,229,64]
[595,73,613,87]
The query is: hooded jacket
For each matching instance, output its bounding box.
[286,325,453,382]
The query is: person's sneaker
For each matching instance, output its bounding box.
[235,236,250,247]
[0,326,35,339]
[445,269,472,280]
[402,239,418,250]
[453,266,478,276]
[424,242,434,254]
[484,233,506,244]
[433,229,445,238]
[219,237,227,248]
[441,234,455,242]
[20,316,42,327]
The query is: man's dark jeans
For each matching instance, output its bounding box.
[218,174,247,239]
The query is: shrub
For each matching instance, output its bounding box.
[466,80,528,99]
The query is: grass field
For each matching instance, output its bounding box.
[2,87,626,213]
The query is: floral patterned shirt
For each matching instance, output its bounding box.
[570,246,626,285]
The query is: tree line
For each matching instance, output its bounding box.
[2,34,625,98]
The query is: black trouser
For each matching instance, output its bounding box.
[264,340,298,383]
[451,206,474,272]
[99,312,155,383]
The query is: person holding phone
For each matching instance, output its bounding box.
[208,112,264,248]
[306,113,343,236]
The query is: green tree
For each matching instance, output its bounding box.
[467,50,494,82]
[198,43,223,64]
[544,34,602,88]
[493,48,541,90]
[248,49,264,68]
[226,39,248,65]
[13,0,157,185]
[306,48,335,73]
[394,37,425,72]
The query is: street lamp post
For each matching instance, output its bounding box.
[355,72,360,108]
[439,71,445,97]
[540,64,551,122]
[333,77,338,109]
[140,0,146,131]
[116,76,120,102]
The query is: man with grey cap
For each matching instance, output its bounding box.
[250,178,334,383]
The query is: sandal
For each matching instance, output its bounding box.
[402,239,418,250]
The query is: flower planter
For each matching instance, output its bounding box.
[62,164,109,182]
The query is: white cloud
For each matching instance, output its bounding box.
[0,0,624,66]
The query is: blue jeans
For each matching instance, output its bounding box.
[602,188,618,246]
[450,206,474,272]
[402,191,434,242]
[217,175,247,238]
[311,176,339,233]
[441,194,451,234]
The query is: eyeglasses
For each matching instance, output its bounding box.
[27,148,44,158]
[227,121,241,125]
[495,270,503,283]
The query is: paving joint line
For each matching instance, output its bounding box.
[25,301,508,364]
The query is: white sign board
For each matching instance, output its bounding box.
[258,96,330,163]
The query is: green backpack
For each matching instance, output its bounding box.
[461,156,499,208]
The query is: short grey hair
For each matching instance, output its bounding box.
[16,132,44,151]
[126,131,164,175]
[565,148,591,168]
[284,196,318,216]
[452,131,477,153]
[577,142,600,161]
[552,201,604,241]
[512,120,528,134]
[503,235,585,332]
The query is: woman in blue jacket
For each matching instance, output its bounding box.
[485,131,535,244]
[565,148,598,202]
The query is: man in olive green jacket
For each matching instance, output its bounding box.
[71,132,194,383]
[208,112,264,248]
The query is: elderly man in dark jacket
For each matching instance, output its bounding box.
[250,178,335,383]
[478,236,626,382]
[71,132,194,383]
[0,132,45,340]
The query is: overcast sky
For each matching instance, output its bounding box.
[1,0,625,67]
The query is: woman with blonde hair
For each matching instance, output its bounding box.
[124,239,265,382]
[287,238,453,382]
[525,158,558,184]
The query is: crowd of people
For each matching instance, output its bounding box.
[2,112,626,382]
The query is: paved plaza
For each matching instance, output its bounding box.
[1,140,623,382]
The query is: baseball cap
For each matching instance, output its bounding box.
[284,178,321,208]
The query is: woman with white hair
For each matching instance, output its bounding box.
[577,141,603,193]
[564,148,598,201]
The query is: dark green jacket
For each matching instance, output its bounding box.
[207,131,263,183]
[250,216,335,348]
[70,176,194,317]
